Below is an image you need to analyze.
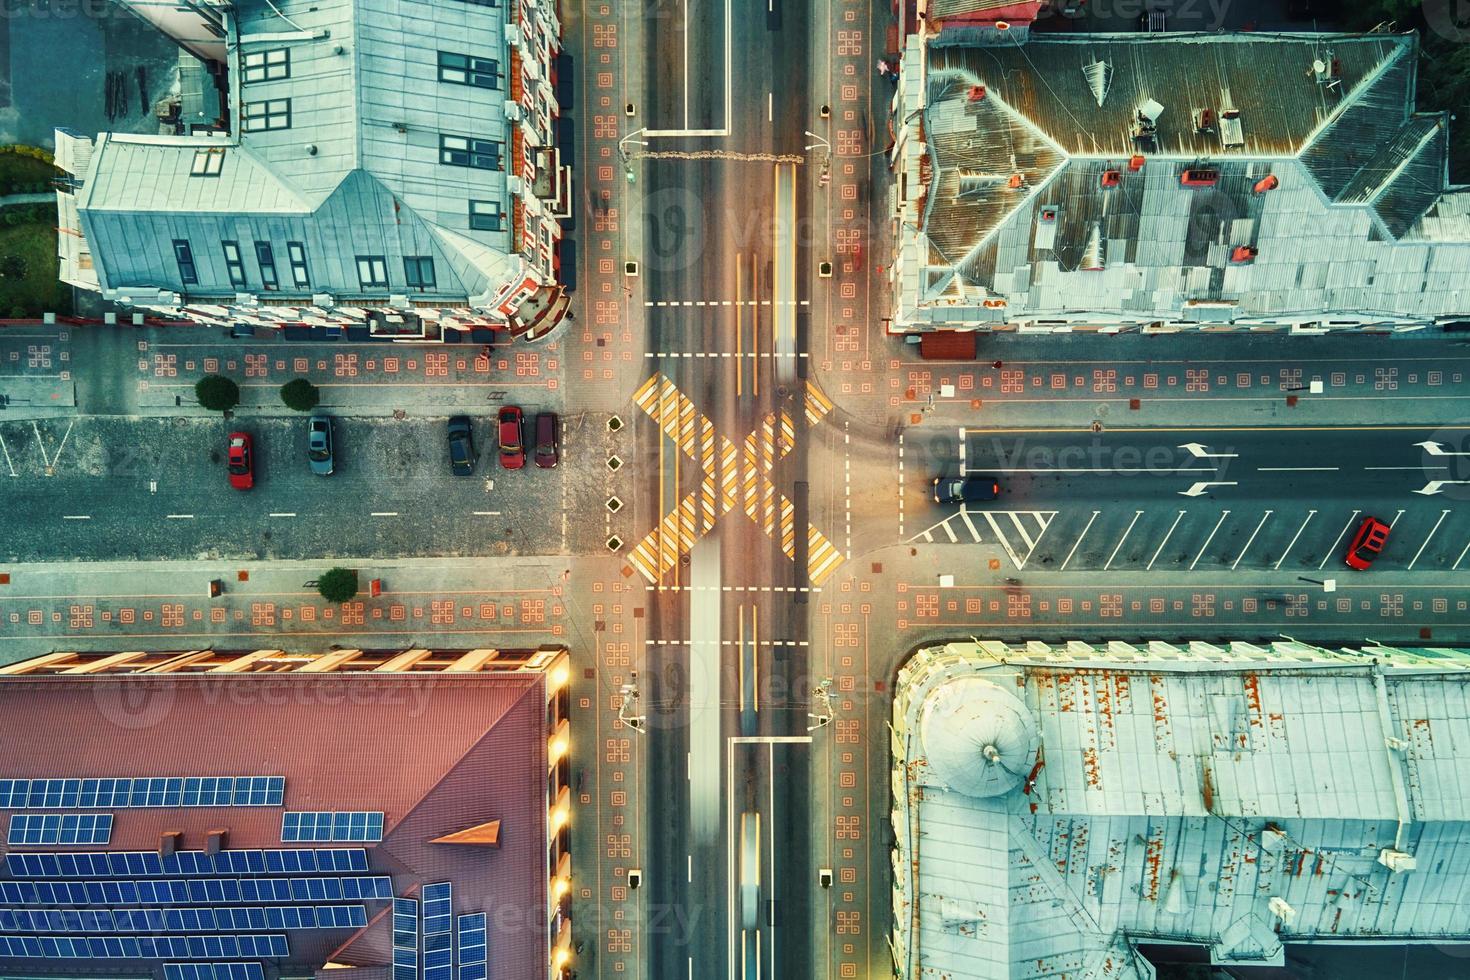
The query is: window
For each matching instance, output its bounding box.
[173,240,198,285]
[242,48,290,83]
[255,243,278,290]
[242,99,291,132]
[403,256,436,289]
[190,148,224,177]
[286,242,309,288]
[222,241,247,288]
[440,134,501,170]
[438,51,499,89]
[356,255,389,289]
[469,200,503,231]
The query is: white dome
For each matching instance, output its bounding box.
[919,676,1039,798]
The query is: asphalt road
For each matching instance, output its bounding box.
[634,1,817,978]
[0,416,589,561]
[884,426,1470,574]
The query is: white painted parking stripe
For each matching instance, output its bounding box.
[1232,510,1274,571]
[1388,509,1406,530]
[957,508,980,542]
[1060,511,1098,572]
[1105,511,1143,571]
[0,434,14,477]
[1275,510,1316,570]
[940,520,958,543]
[1008,512,1035,551]
[1454,537,1470,571]
[1148,510,1186,571]
[1320,510,1360,570]
[981,512,1027,568]
[1408,510,1451,570]
[1191,511,1231,571]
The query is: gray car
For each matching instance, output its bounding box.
[307,415,334,476]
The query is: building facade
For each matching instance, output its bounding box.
[55,0,571,342]
[889,28,1470,336]
[0,645,573,980]
[892,639,1470,978]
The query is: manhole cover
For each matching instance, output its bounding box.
[606,497,623,513]
[607,455,623,471]
[608,415,624,432]
[607,536,623,551]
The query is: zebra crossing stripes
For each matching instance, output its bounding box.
[804,381,834,427]
[909,509,1058,570]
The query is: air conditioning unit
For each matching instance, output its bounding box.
[507,175,524,195]
[234,292,258,306]
[505,101,522,122]
[504,23,521,45]
[311,293,335,308]
[389,293,409,307]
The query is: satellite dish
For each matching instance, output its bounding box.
[1312,59,1326,74]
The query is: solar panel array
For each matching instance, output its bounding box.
[422,882,453,980]
[165,963,265,980]
[392,897,418,980]
[4,848,368,878]
[0,777,284,808]
[282,811,385,842]
[7,814,113,846]
[457,912,487,980]
[0,932,287,958]
[0,904,367,933]
[0,876,394,905]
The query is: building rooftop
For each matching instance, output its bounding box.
[892,640,1470,979]
[0,646,571,980]
[893,31,1470,330]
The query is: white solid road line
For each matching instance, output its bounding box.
[1408,510,1451,570]
[1148,510,1187,571]
[1191,511,1231,571]
[1257,466,1339,472]
[1365,465,1448,470]
[1275,510,1317,570]
[1232,510,1274,571]
[268,512,296,518]
[688,854,693,882]
[1060,511,1099,572]
[61,515,90,520]
[1320,510,1360,570]
[165,514,194,520]
[370,511,399,517]
[1104,511,1143,570]
[472,510,502,516]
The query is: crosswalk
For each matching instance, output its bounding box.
[626,374,844,585]
[909,509,1058,570]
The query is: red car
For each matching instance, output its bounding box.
[498,406,525,469]
[226,432,254,490]
[1344,516,1390,570]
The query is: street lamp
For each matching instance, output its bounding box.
[807,679,834,732]
[618,128,648,184]
[804,130,831,187]
[618,671,646,734]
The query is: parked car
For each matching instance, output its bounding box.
[534,412,559,468]
[226,432,254,490]
[499,405,525,470]
[1344,516,1390,570]
[932,475,1000,504]
[447,416,476,476]
[306,415,334,476]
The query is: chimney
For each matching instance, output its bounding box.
[205,828,228,856]
[158,830,182,859]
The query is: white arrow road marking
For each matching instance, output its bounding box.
[1408,510,1451,570]
[1179,481,1238,497]
[1415,440,1470,457]
[1191,511,1231,570]
[1179,442,1239,459]
[1414,481,1470,495]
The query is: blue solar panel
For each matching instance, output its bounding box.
[281,811,385,842]
[423,882,453,980]
[0,777,284,809]
[165,964,265,980]
[457,912,487,980]
[6,813,114,846]
[0,876,393,905]
[0,933,286,958]
[0,904,367,933]
[392,897,417,980]
[4,848,368,878]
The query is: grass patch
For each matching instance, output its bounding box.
[0,153,57,197]
[0,218,72,317]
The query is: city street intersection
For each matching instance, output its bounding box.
[6,4,1470,980]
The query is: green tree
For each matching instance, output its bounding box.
[317,567,358,603]
[0,255,25,280]
[194,374,240,412]
[279,377,321,412]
